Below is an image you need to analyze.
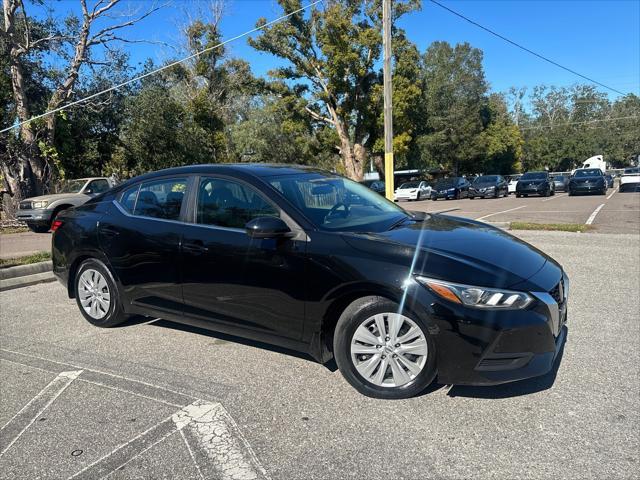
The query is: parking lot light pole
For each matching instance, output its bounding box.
[383,0,394,201]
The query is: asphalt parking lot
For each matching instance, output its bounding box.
[406,188,640,235]
[1,230,638,479]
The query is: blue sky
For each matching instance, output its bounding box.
[38,0,640,100]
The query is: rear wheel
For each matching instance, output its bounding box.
[516,194,521,198]
[334,297,437,399]
[75,259,129,327]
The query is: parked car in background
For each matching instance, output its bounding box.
[604,174,614,189]
[394,181,431,201]
[552,175,569,192]
[516,171,555,198]
[468,175,508,199]
[17,177,116,232]
[568,168,607,196]
[431,177,470,200]
[507,174,522,195]
[360,180,386,195]
[619,167,640,192]
[52,164,569,399]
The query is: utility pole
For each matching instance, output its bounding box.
[382,0,394,201]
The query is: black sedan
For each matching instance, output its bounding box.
[568,168,607,196]
[430,177,471,200]
[516,171,555,197]
[552,175,569,192]
[468,175,508,199]
[52,164,568,399]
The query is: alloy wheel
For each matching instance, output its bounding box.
[350,313,428,388]
[78,269,111,320]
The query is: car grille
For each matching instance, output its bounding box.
[19,201,32,209]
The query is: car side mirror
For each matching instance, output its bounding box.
[84,188,93,195]
[245,217,293,239]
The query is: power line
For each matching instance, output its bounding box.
[1,0,323,135]
[429,0,627,96]
[519,115,638,130]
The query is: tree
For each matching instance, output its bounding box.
[1,0,161,209]
[478,94,523,174]
[417,41,488,175]
[249,0,419,180]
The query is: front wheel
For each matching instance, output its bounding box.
[75,259,129,328]
[333,297,437,399]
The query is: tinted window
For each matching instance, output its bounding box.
[574,169,602,177]
[435,178,457,189]
[133,178,186,220]
[521,172,547,180]
[119,185,139,213]
[399,182,418,189]
[87,179,110,194]
[197,178,278,229]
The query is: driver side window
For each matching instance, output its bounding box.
[196,178,279,229]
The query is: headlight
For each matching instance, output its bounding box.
[447,188,456,192]
[486,186,495,190]
[32,201,49,209]
[415,276,533,310]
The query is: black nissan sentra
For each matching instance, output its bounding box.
[52,164,568,399]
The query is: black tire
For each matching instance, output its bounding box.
[516,194,521,198]
[469,196,474,200]
[74,258,129,328]
[333,296,437,399]
[551,189,555,196]
[416,192,421,201]
[431,197,437,201]
[544,188,551,197]
[27,224,50,233]
[568,190,573,196]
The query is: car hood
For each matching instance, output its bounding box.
[342,215,559,290]
[24,193,86,203]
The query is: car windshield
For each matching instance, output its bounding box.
[56,179,86,194]
[399,182,419,189]
[268,173,408,232]
[574,169,602,177]
[624,167,639,174]
[521,172,546,180]
[434,178,457,188]
[554,176,566,181]
[473,175,498,184]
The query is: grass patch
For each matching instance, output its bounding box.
[0,251,51,268]
[0,226,28,235]
[510,222,593,233]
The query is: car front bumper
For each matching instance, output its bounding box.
[16,208,52,225]
[394,192,419,201]
[619,181,640,192]
[516,186,544,195]
[406,268,569,386]
[431,191,456,199]
[569,183,605,193]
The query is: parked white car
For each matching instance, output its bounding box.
[507,174,522,195]
[394,181,431,201]
[619,167,640,192]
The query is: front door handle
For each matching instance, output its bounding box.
[182,241,209,255]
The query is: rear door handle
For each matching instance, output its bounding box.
[182,241,208,254]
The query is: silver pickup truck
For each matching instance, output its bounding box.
[17,177,116,232]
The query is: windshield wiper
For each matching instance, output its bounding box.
[388,215,414,230]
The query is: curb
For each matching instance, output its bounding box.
[0,261,53,280]
[0,271,55,292]
[0,260,55,292]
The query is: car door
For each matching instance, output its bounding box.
[459,178,470,197]
[179,175,306,340]
[98,176,189,316]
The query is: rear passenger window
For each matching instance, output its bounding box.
[119,185,139,213]
[133,178,186,220]
[197,178,278,229]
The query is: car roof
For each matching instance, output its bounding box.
[118,163,329,186]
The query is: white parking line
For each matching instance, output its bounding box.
[0,369,82,457]
[606,188,618,200]
[585,204,606,225]
[70,401,270,480]
[542,193,568,202]
[476,205,526,221]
